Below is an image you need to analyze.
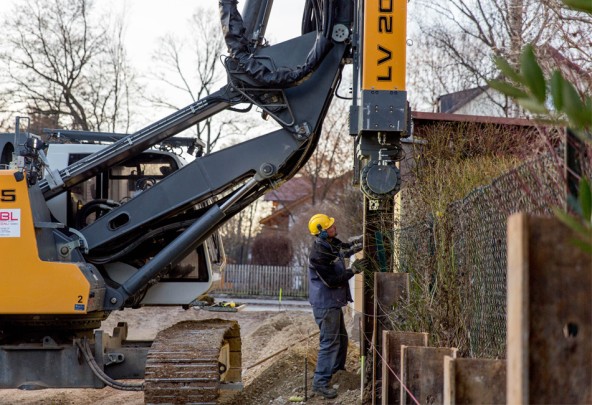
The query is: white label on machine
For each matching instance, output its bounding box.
[0,209,21,237]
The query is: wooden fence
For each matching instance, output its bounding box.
[212,264,308,298]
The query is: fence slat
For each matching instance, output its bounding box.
[212,265,308,298]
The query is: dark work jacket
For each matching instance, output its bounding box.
[308,237,355,309]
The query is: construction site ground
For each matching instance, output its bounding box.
[1,304,362,405]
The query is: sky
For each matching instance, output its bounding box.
[109,0,307,70]
[0,0,308,134]
[0,0,306,73]
[0,1,423,133]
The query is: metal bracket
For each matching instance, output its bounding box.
[44,168,65,190]
[37,221,90,257]
[369,199,381,211]
[293,122,311,140]
[104,352,125,366]
[38,150,65,190]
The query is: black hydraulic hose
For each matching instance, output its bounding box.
[75,199,120,229]
[87,219,197,264]
[323,0,333,39]
[219,0,333,87]
[75,339,144,391]
[119,204,226,298]
[302,0,322,35]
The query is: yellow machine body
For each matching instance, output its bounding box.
[0,170,90,314]
[362,0,407,91]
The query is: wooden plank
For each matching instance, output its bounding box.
[400,346,457,404]
[374,273,409,404]
[443,357,506,404]
[382,331,428,405]
[507,214,592,404]
[362,196,395,404]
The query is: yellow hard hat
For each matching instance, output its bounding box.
[308,213,335,235]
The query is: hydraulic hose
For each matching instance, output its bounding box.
[219,0,333,87]
[76,339,144,391]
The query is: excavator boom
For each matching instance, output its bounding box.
[0,0,408,402]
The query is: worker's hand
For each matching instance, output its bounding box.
[351,258,369,274]
[351,240,363,254]
[349,235,363,245]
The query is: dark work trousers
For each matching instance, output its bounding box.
[312,306,348,388]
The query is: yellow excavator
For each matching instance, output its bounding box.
[0,0,408,402]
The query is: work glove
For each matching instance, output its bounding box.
[348,235,363,253]
[349,235,363,245]
[351,258,369,274]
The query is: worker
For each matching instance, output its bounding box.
[307,213,364,399]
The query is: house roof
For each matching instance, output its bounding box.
[411,111,535,127]
[264,176,341,202]
[264,177,312,202]
[259,194,311,225]
[438,87,486,113]
[541,44,588,76]
[260,173,352,228]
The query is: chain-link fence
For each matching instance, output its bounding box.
[392,152,574,358]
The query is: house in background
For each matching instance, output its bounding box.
[437,86,522,117]
[259,174,350,235]
[437,45,590,118]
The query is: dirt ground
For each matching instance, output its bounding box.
[0,306,362,405]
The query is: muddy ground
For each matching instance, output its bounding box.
[0,306,362,404]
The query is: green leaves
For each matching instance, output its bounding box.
[550,71,564,111]
[487,0,592,256]
[490,46,591,135]
[562,0,592,13]
[489,3,592,132]
[554,178,592,254]
[488,79,527,99]
[489,45,549,120]
[579,177,592,224]
[561,75,592,130]
[493,56,523,84]
[520,45,546,103]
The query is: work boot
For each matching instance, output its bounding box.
[313,386,338,399]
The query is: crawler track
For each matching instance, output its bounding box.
[144,320,241,404]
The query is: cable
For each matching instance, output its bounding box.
[220,0,332,88]
[334,72,353,100]
[244,331,320,370]
[348,303,422,405]
[75,339,144,391]
[358,318,421,405]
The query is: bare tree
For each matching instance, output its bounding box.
[301,98,353,204]
[407,34,471,112]
[0,0,136,131]
[148,7,244,154]
[219,198,270,264]
[408,0,591,115]
[0,98,10,132]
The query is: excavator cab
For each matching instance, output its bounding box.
[23,131,223,307]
